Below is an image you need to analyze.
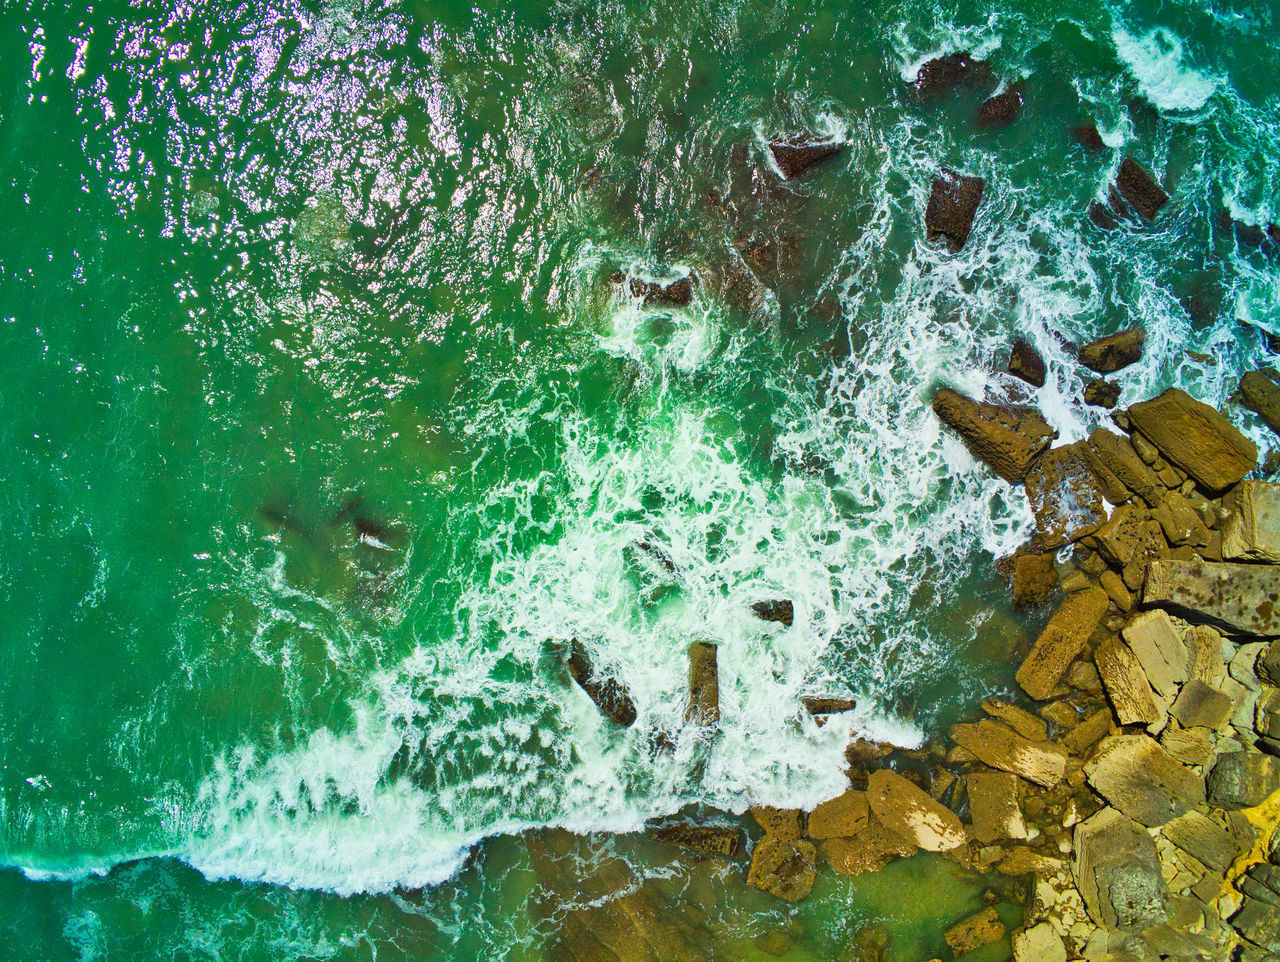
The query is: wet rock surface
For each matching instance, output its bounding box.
[925,169,986,252]
[566,640,638,726]
[1079,327,1144,373]
[914,51,994,98]
[931,388,1055,484]
[767,139,844,180]
[1114,157,1169,220]
[1008,337,1046,388]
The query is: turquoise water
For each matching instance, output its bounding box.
[0,0,1277,957]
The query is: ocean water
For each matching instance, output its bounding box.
[0,0,1277,957]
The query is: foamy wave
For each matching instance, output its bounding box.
[1113,26,1219,115]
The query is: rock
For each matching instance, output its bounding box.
[768,139,844,180]
[651,822,740,857]
[1095,636,1164,727]
[750,599,794,626]
[1079,327,1145,374]
[1008,337,1046,388]
[1160,725,1212,767]
[1152,491,1210,547]
[1263,640,1280,686]
[1207,752,1280,808]
[1114,157,1169,221]
[1240,370,1280,435]
[685,641,719,726]
[976,84,1024,129]
[944,906,1006,956]
[1222,481,1280,562]
[925,169,986,252]
[1084,734,1204,827]
[1084,378,1121,409]
[1089,200,1119,230]
[746,837,816,901]
[751,806,803,840]
[914,52,994,98]
[1073,807,1168,931]
[1086,428,1165,507]
[627,275,693,306]
[819,816,916,877]
[1012,922,1067,962]
[1161,810,1238,873]
[866,769,966,852]
[1232,897,1280,953]
[982,698,1049,742]
[1169,680,1234,730]
[1024,442,1109,548]
[967,770,1027,844]
[1070,123,1107,151]
[566,640,638,726]
[1127,388,1257,492]
[1143,559,1280,637]
[1012,553,1058,608]
[1015,587,1109,699]
[949,720,1066,787]
[1100,569,1132,610]
[931,388,1055,484]
[805,789,870,839]
[801,696,855,717]
[1121,609,1190,699]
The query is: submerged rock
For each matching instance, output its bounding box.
[685,641,719,727]
[931,388,1055,484]
[566,640,637,727]
[650,822,740,857]
[1079,327,1144,373]
[801,695,855,717]
[1008,337,1046,388]
[913,52,994,98]
[746,837,816,901]
[1127,388,1256,492]
[944,907,1006,957]
[976,84,1024,129]
[1144,559,1280,636]
[1070,123,1107,151]
[750,599,794,627]
[616,273,695,307]
[925,169,986,252]
[768,139,844,179]
[1240,370,1280,435]
[1114,157,1169,221]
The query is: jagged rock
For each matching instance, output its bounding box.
[1207,752,1280,808]
[1087,428,1164,506]
[1127,388,1257,492]
[1089,199,1119,230]
[1095,636,1164,727]
[1079,327,1145,374]
[1008,337,1046,388]
[976,84,1024,129]
[1144,559,1280,636]
[1121,609,1190,699]
[944,906,1006,956]
[1024,442,1109,548]
[751,806,803,839]
[1070,123,1106,150]
[1012,922,1067,962]
[967,770,1027,844]
[1084,734,1204,827]
[1012,552,1058,609]
[750,599,794,626]
[768,140,843,180]
[931,388,1055,484]
[805,788,869,839]
[1232,897,1280,953]
[925,169,986,252]
[685,641,719,726]
[1170,680,1234,730]
[1114,157,1169,221]
[1083,378,1121,409]
[1240,370,1280,435]
[1015,586,1109,699]
[819,815,915,877]
[747,837,816,901]
[651,822,740,857]
[1073,807,1168,931]
[1162,810,1238,873]
[1222,481,1280,562]
[914,52,993,98]
[982,698,1049,742]
[801,695,855,717]
[949,719,1066,787]
[626,275,694,306]
[866,769,966,851]
[566,640,638,726]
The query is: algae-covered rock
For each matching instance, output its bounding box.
[944,906,1006,956]
[1144,559,1280,637]
[1207,752,1280,809]
[966,770,1027,844]
[746,837,817,901]
[1240,370,1280,435]
[650,822,740,857]
[1222,481,1280,562]
[1114,157,1169,221]
[768,139,843,180]
[1073,807,1167,931]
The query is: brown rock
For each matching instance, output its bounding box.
[627,275,694,306]
[1073,807,1168,930]
[931,388,1055,484]
[1089,200,1119,230]
[1144,559,1280,636]
[1127,389,1257,492]
[1162,810,1238,873]
[1222,480,1280,562]
[1169,680,1233,730]
[1240,370,1280,435]
[982,698,1049,742]
[944,906,1006,956]
[926,169,986,252]
[567,640,637,727]
[949,720,1066,787]
[1206,751,1280,809]
[967,770,1027,844]
[1099,569,1132,610]
[976,84,1024,129]
[1024,442,1109,548]
[1015,587,1109,700]
[805,789,869,839]
[866,769,967,851]
[1008,337,1046,388]
[801,695,855,717]
[1087,428,1165,507]
[747,837,816,901]
[1070,123,1106,150]
[751,806,803,840]
[1084,734,1205,827]
[1095,635,1163,727]
[1079,327,1145,374]
[768,140,843,180]
[1063,708,1112,754]
[914,52,994,98]
[1160,725,1212,767]
[750,599,794,626]
[1115,157,1169,221]
[1012,553,1058,609]
[685,641,719,726]
[820,816,915,877]
[1084,378,1122,408]
[651,822,740,857]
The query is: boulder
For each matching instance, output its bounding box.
[768,139,843,180]
[746,837,817,901]
[944,906,1005,956]
[967,770,1027,844]
[1064,708,1112,754]
[981,698,1048,742]
[1089,200,1119,230]
[685,641,719,726]
[1232,897,1280,953]
[750,599,794,626]
[1161,810,1238,873]
[801,696,855,717]
[1008,337,1046,388]
[1012,553,1058,609]
[866,769,966,851]
[1015,586,1109,699]
[1263,640,1280,686]
[925,169,986,252]
[949,719,1066,787]
[1070,123,1106,150]
[819,816,916,877]
[931,388,1055,484]
[1207,752,1280,809]
[1222,481,1280,562]
[1169,679,1234,730]
[651,822,740,857]
[1121,609,1190,698]
[567,640,638,726]
[1114,157,1169,221]
[1086,428,1164,506]
[1024,442,1109,548]
[914,52,993,98]
[1240,370,1280,435]
[1160,725,1212,767]
[627,275,693,306]
[1127,388,1257,492]
[1084,378,1121,409]
[1094,636,1163,727]
[976,84,1024,129]
[1073,807,1167,931]
[805,788,870,839]
[1079,327,1145,374]
[750,806,803,840]
[1143,559,1280,637]
[1012,922,1067,962]
[1084,734,1205,827]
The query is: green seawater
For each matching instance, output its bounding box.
[1,0,1278,957]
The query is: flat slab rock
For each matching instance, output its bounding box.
[926,169,986,252]
[650,822,740,857]
[1223,481,1280,563]
[1240,370,1280,435]
[967,770,1027,844]
[932,388,1055,484]
[1073,807,1168,931]
[1144,559,1280,637]
[950,719,1066,787]
[1084,734,1205,828]
[819,816,915,877]
[1127,388,1257,492]
[1094,636,1164,728]
[805,788,869,839]
[1079,327,1145,374]
[1024,442,1109,548]
[1207,751,1280,809]
[866,769,966,852]
[1016,586,1109,700]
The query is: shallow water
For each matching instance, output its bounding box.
[0,0,1277,957]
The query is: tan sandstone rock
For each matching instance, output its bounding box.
[1127,388,1256,492]
[1144,559,1280,637]
[1083,734,1205,827]
[1094,636,1164,728]
[1073,807,1167,931]
[866,769,966,851]
[1016,587,1109,700]
[1222,480,1280,562]
[950,720,1066,787]
[932,388,1055,484]
[967,770,1027,844]
[805,789,869,839]
[746,837,816,901]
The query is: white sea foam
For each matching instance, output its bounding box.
[1112,27,1219,115]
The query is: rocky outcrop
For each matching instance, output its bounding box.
[1083,734,1205,827]
[866,769,966,851]
[746,837,816,901]
[931,388,1055,484]
[1127,388,1257,492]
[626,275,694,306]
[1144,559,1280,636]
[1094,636,1164,727]
[1079,327,1144,374]
[1240,370,1280,435]
[801,695,855,718]
[1086,428,1164,507]
[976,84,1023,129]
[768,139,844,180]
[566,640,638,726]
[1024,442,1109,548]
[819,816,916,877]
[1073,807,1167,931]
[1016,586,1109,699]
[1008,337,1046,387]
[1222,481,1280,562]
[750,599,794,626]
[1070,123,1106,151]
[1012,552,1058,608]
[925,169,986,252]
[1114,157,1169,221]
[686,641,719,726]
[914,52,993,98]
